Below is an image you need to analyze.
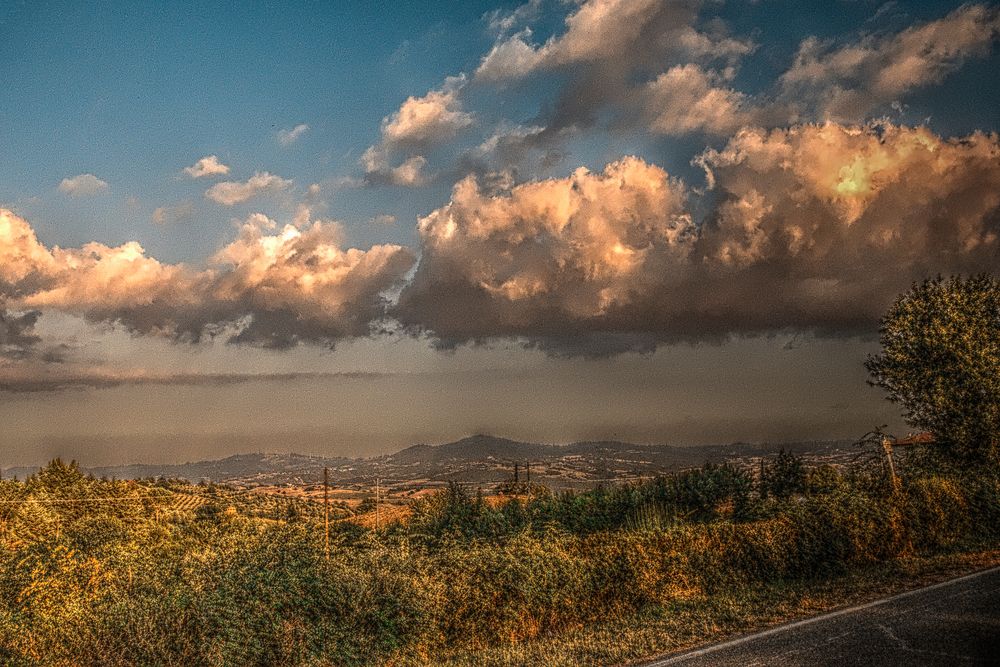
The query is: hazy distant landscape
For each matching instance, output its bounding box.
[3,435,857,485]
[3,0,1000,664]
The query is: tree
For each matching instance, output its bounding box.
[761,450,806,499]
[865,275,1000,463]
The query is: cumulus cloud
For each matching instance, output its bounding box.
[205,172,293,206]
[779,4,1000,121]
[361,149,430,187]
[395,123,1000,355]
[468,1,997,152]
[0,208,415,351]
[183,155,230,178]
[278,123,310,146]
[473,0,754,143]
[380,84,472,148]
[361,77,472,185]
[58,174,109,197]
[476,0,753,81]
[642,64,750,136]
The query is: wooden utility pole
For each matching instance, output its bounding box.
[323,467,330,561]
[882,437,899,491]
[374,477,380,531]
[881,436,900,492]
[514,462,519,484]
[525,461,530,484]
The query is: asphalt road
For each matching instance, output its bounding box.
[644,567,1000,666]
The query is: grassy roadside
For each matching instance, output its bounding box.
[431,545,1000,666]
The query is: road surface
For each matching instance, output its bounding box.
[643,566,1000,666]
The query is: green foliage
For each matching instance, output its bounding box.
[866,274,1000,463]
[761,450,807,499]
[1,457,999,665]
[665,463,753,520]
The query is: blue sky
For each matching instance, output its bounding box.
[5,0,996,264]
[2,1,511,258]
[1,1,998,463]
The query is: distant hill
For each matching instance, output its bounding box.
[387,435,564,464]
[2,435,856,486]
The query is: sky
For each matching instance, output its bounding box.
[1,0,999,465]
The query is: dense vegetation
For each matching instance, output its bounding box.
[866,274,1000,463]
[2,275,997,665]
[1,448,999,666]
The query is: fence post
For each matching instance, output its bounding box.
[881,436,900,492]
[323,467,330,561]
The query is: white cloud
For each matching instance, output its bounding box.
[360,77,472,185]
[475,0,751,82]
[152,201,195,225]
[370,214,397,226]
[780,4,1000,121]
[277,124,310,146]
[57,174,109,197]
[396,123,1000,355]
[183,155,230,178]
[389,156,429,187]
[380,86,472,147]
[643,65,750,136]
[204,172,293,206]
[361,145,430,188]
[0,208,416,350]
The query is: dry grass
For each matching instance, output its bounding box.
[427,549,1000,666]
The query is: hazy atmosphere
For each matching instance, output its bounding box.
[2,0,998,465]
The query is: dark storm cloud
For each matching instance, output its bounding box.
[0,309,41,359]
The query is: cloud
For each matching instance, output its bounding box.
[0,208,416,351]
[395,123,1000,355]
[277,123,310,146]
[361,149,430,187]
[380,84,472,148]
[642,64,750,136]
[779,4,1000,121]
[58,174,109,197]
[183,155,230,178]
[361,76,472,185]
[151,200,195,225]
[476,0,753,82]
[466,1,997,155]
[370,214,397,226]
[0,368,389,394]
[0,309,41,359]
[472,0,755,145]
[205,172,293,206]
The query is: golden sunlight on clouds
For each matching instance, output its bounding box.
[397,122,1000,354]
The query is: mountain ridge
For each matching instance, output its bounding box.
[1,434,856,484]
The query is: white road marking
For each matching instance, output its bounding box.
[642,566,1000,666]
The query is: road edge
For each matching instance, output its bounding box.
[640,564,1000,666]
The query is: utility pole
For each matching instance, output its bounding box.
[514,462,519,484]
[374,477,380,531]
[525,461,530,484]
[323,467,330,561]
[881,436,900,492]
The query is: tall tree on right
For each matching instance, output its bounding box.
[866,275,1000,464]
